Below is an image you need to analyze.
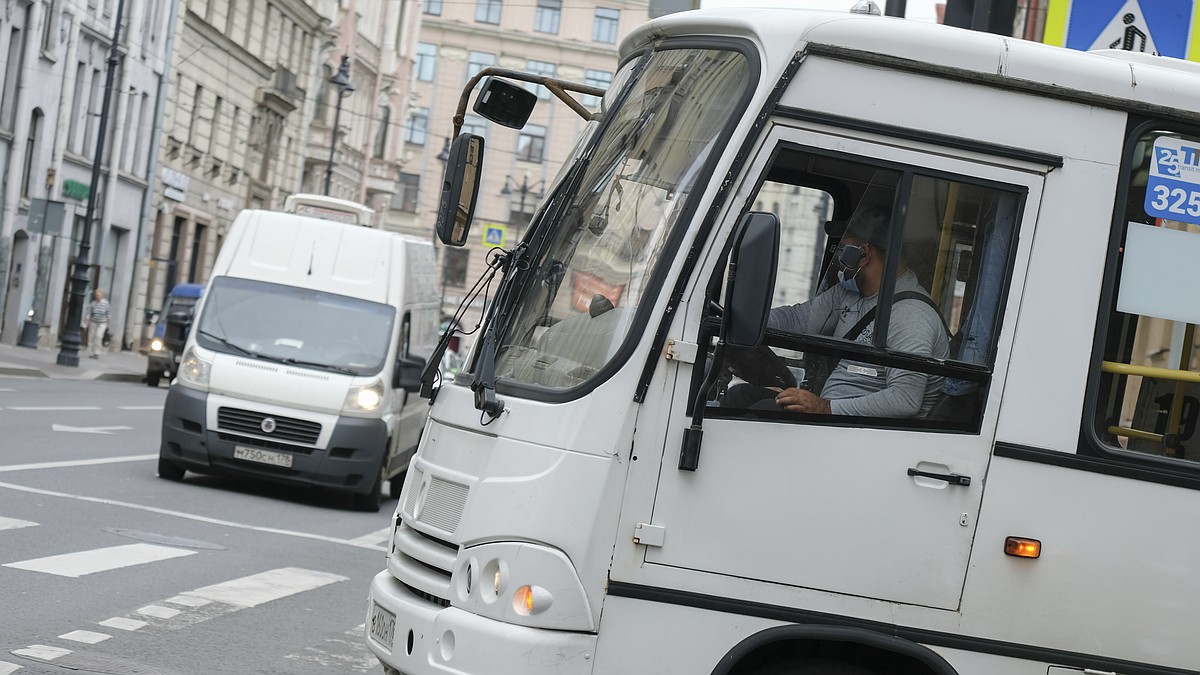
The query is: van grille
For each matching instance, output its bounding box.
[217,407,321,445]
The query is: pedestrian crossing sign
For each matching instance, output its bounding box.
[483,223,507,249]
[1044,0,1200,61]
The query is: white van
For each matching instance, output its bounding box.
[158,195,439,512]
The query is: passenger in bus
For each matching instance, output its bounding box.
[728,205,949,418]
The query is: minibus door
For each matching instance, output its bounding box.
[645,127,1044,611]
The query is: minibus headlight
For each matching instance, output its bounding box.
[177,347,211,389]
[450,542,594,631]
[150,338,164,352]
[343,380,384,414]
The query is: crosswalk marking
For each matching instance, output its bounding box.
[116,405,163,410]
[0,516,36,530]
[11,646,69,661]
[165,594,210,608]
[184,567,348,608]
[58,630,110,644]
[3,543,194,577]
[137,605,181,619]
[99,617,147,631]
[0,662,21,674]
[349,526,393,548]
[284,623,380,673]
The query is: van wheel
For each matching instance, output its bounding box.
[353,462,384,512]
[146,371,162,387]
[754,660,873,675]
[158,457,185,481]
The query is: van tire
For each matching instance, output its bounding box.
[353,462,384,512]
[158,457,185,481]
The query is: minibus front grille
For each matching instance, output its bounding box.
[400,581,450,608]
[389,522,456,606]
[217,407,321,445]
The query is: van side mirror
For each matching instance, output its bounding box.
[473,76,537,129]
[394,354,427,393]
[723,212,780,347]
[435,134,485,247]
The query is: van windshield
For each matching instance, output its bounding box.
[195,277,395,377]
[491,45,752,391]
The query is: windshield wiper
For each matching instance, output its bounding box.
[197,329,255,357]
[277,358,356,375]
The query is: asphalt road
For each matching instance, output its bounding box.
[0,377,397,674]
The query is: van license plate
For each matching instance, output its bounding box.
[369,602,395,648]
[233,446,293,468]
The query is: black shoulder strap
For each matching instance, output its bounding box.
[841,291,948,342]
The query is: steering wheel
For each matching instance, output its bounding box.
[722,343,797,390]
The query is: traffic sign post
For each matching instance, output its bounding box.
[1045,0,1199,60]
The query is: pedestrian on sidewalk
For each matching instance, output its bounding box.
[86,289,110,359]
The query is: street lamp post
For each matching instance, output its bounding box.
[323,55,355,196]
[57,0,126,367]
[501,174,544,243]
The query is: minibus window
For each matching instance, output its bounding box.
[1092,128,1200,465]
[713,146,1022,432]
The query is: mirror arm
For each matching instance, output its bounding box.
[452,67,607,135]
[679,342,726,472]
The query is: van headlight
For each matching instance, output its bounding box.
[451,541,594,631]
[343,380,384,415]
[177,347,211,390]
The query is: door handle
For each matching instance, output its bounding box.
[907,468,971,486]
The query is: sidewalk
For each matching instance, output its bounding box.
[0,341,149,383]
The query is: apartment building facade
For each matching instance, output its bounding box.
[404,0,652,330]
[0,0,175,348]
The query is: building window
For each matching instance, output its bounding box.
[407,107,429,145]
[392,173,420,213]
[443,248,470,288]
[415,43,437,82]
[425,0,443,15]
[583,68,612,108]
[467,51,495,81]
[593,7,619,43]
[525,60,556,100]
[21,109,43,198]
[517,124,546,163]
[535,0,561,34]
[1,27,26,131]
[476,0,502,25]
[462,115,488,142]
[374,105,390,159]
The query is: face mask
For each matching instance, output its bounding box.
[838,267,860,293]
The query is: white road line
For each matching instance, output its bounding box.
[348,526,393,547]
[59,630,111,644]
[0,480,389,552]
[0,662,21,674]
[11,646,70,661]
[117,405,163,410]
[0,387,16,392]
[3,543,195,577]
[185,567,348,608]
[6,406,101,411]
[0,516,37,530]
[0,455,157,473]
[165,594,210,608]
[137,605,181,619]
[99,617,147,631]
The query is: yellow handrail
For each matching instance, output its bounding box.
[1101,360,1200,383]
[1108,426,1164,443]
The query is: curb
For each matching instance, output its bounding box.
[0,366,49,378]
[96,373,147,384]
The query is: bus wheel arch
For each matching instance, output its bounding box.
[712,625,959,675]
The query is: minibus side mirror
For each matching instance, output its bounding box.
[473,76,537,129]
[723,212,780,347]
[394,354,427,393]
[435,134,485,247]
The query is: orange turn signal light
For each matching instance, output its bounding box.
[1004,537,1041,558]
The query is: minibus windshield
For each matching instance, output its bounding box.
[491,45,752,392]
[195,277,395,376]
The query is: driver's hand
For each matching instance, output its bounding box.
[774,387,832,414]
